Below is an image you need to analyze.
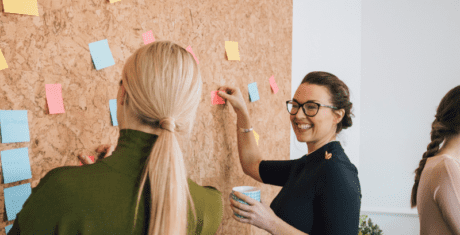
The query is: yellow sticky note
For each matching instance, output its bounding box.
[0,49,8,71]
[3,0,39,16]
[253,130,259,146]
[225,41,240,61]
[109,0,121,3]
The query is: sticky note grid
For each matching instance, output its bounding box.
[211,91,225,105]
[225,41,240,61]
[109,99,118,126]
[4,183,32,221]
[142,30,155,45]
[1,147,32,184]
[0,110,30,144]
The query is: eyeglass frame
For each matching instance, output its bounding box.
[286,99,338,117]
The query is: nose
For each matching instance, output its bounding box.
[293,107,308,122]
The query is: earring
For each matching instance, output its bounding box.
[325,151,332,160]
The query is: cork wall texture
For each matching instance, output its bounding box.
[0,0,292,234]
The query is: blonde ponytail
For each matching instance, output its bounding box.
[121,41,201,234]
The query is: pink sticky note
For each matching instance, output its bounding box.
[142,30,155,45]
[211,91,225,105]
[45,84,65,114]
[186,45,199,64]
[79,156,95,166]
[269,75,279,94]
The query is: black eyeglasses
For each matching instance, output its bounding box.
[286,100,337,117]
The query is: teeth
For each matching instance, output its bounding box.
[297,124,312,129]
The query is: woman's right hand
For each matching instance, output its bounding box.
[78,144,115,165]
[216,86,249,115]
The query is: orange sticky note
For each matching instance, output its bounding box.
[186,45,199,65]
[211,91,225,105]
[253,130,259,145]
[225,41,240,61]
[45,84,65,114]
[109,0,121,3]
[3,0,39,16]
[0,49,8,71]
[269,75,279,94]
[79,156,95,166]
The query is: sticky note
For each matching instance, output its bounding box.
[269,75,279,94]
[0,110,30,144]
[248,82,260,102]
[186,45,199,65]
[225,41,240,61]
[0,49,8,71]
[3,0,39,16]
[4,183,32,221]
[79,156,95,166]
[45,84,65,114]
[5,224,13,234]
[142,30,155,45]
[1,148,32,184]
[89,39,116,70]
[109,99,118,126]
[211,91,225,105]
[109,0,121,3]
[253,130,259,146]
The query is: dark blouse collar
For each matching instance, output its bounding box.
[300,140,343,161]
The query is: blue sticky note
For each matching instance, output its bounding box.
[248,82,260,102]
[89,39,115,70]
[0,110,30,143]
[109,99,118,126]
[4,183,32,221]
[5,224,13,234]
[1,148,32,184]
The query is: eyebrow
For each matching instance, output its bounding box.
[293,98,318,103]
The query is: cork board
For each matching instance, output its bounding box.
[0,0,292,234]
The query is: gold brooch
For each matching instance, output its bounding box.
[325,151,332,160]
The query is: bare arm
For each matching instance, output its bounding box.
[236,110,263,183]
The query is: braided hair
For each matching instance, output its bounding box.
[410,85,460,208]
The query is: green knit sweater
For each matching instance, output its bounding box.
[8,129,224,235]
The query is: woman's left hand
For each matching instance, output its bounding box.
[229,191,279,233]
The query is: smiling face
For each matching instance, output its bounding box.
[290,83,344,147]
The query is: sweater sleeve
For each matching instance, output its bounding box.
[316,161,361,235]
[433,158,460,235]
[259,159,297,187]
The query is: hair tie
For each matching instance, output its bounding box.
[159,117,176,133]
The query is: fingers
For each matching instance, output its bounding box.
[78,153,94,165]
[103,145,115,158]
[96,144,111,153]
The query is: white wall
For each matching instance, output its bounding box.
[293,1,460,235]
[359,0,460,234]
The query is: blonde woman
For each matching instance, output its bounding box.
[411,85,460,235]
[9,41,224,235]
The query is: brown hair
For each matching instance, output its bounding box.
[410,85,460,208]
[300,71,354,133]
[121,41,202,234]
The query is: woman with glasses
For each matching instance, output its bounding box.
[217,71,361,234]
[411,85,460,235]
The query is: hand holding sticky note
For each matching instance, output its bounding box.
[269,75,279,94]
[45,84,65,114]
[211,91,225,105]
[3,0,39,16]
[225,41,240,61]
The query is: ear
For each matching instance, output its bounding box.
[333,108,345,124]
[119,85,126,106]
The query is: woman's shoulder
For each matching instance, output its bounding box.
[429,154,460,175]
[187,178,223,198]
